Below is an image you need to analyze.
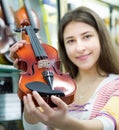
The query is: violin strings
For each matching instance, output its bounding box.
[29,27,41,57]
[29,26,47,59]
[26,26,40,58]
[30,27,48,59]
[26,26,47,59]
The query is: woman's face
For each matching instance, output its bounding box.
[63,21,101,71]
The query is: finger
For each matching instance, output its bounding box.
[51,95,68,111]
[23,95,29,112]
[32,91,53,113]
[23,94,36,112]
[24,93,44,112]
[23,94,46,121]
[13,59,19,68]
[23,94,41,115]
[23,95,27,105]
[9,40,26,61]
[9,46,18,61]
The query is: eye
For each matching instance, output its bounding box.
[65,39,76,44]
[83,34,92,40]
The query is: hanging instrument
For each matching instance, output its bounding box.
[0,0,17,64]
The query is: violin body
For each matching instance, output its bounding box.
[17,42,76,106]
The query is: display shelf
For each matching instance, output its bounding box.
[0,64,20,93]
[0,64,22,125]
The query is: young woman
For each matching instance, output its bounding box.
[9,6,119,130]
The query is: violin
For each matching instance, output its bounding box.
[15,0,76,107]
[16,23,76,107]
[14,0,76,107]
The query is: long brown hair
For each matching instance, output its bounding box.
[58,6,119,78]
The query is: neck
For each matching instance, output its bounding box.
[74,69,108,104]
[75,68,107,84]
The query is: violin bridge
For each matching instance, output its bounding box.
[38,59,51,68]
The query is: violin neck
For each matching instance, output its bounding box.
[25,26,47,59]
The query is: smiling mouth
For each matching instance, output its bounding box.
[76,53,91,61]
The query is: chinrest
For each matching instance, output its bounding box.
[25,81,65,97]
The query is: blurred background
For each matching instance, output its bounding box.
[0,0,119,129]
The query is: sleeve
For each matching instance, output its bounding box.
[95,115,115,130]
[95,96,119,130]
[22,113,47,130]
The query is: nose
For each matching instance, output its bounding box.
[75,40,86,53]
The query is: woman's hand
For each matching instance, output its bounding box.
[9,40,26,68]
[23,91,68,129]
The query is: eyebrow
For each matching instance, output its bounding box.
[64,31,92,40]
[64,36,74,41]
[81,31,92,35]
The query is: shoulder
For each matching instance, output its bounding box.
[98,73,119,97]
[105,73,119,82]
[105,74,119,93]
[90,74,119,118]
